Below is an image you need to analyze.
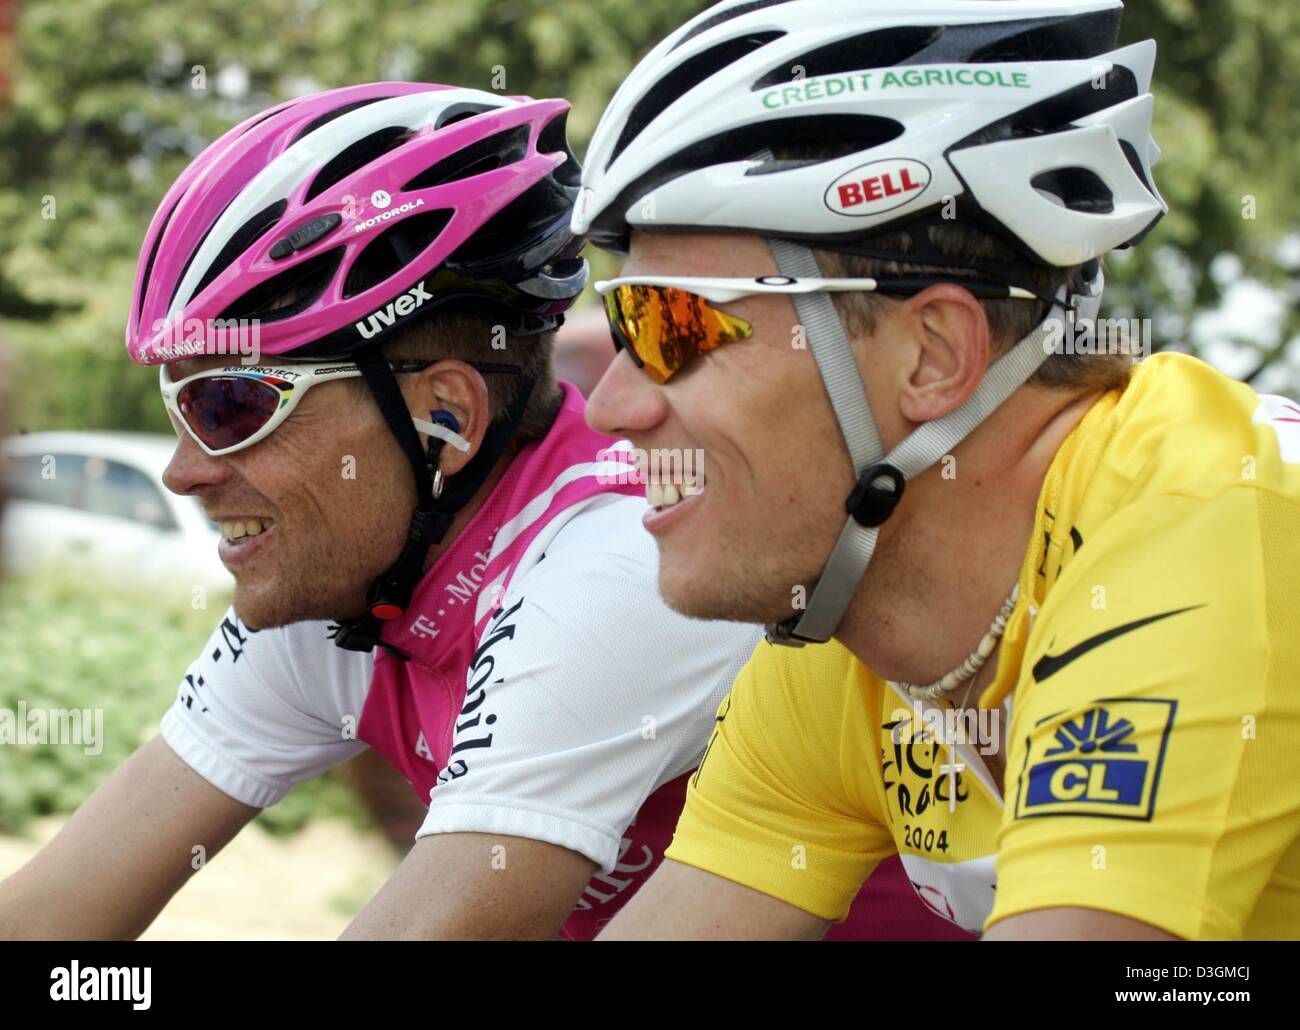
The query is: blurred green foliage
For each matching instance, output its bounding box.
[0,570,366,835]
[0,0,1298,426]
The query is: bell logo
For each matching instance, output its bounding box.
[825,159,932,217]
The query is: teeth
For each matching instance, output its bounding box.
[221,518,273,541]
[645,476,706,510]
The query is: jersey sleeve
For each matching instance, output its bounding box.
[990,487,1300,939]
[416,503,764,875]
[159,608,370,808]
[665,640,896,922]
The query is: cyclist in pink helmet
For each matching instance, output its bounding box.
[125,81,591,648]
[0,82,967,941]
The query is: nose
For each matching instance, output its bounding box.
[162,428,232,501]
[585,349,670,439]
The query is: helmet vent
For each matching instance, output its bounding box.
[434,102,496,129]
[672,0,798,51]
[218,247,343,322]
[964,9,1124,63]
[192,199,288,301]
[741,115,905,172]
[137,196,180,322]
[290,97,392,146]
[751,27,941,90]
[951,65,1137,151]
[1119,139,1155,193]
[402,125,531,191]
[537,111,581,187]
[305,126,413,202]
[448,180,568,269]
[240,103,293,138]
[1031,167,1114,214]
[608,31,786,169]
[343,209,455,298]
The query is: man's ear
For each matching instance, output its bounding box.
[404,360,494,476]
[895,283,991,424]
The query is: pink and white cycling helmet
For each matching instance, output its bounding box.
[128,83,588,656]
[127,82,586,364]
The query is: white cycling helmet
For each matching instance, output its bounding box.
[573,0,1164,264]
[574,0,1166,645]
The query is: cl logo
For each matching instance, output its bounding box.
[1049,762,1120,801]
[370,190,392,209]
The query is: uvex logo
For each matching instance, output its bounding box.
[825,158,932,217]
[354,281,433,339]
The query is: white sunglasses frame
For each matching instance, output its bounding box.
[159,359,474,457]
[594,274,1042,305]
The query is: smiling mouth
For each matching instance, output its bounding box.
[219,517,275,541]
[646,475,706,510]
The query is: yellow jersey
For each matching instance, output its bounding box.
[666,352,1300,939]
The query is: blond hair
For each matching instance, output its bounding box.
[811,222,1133,394]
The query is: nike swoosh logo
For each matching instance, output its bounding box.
[1031,605,1204,683]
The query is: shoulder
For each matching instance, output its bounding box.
[723,637,880,787]
[161,609,373,808]
[179,609,373,721]
[1031,487,1276,687]
[740,634,874,707]
[496,493,662,621]
[477,493,761,736]
[1036,351,1300,679]
[537,493,657,566]
[1087,353,1300,500]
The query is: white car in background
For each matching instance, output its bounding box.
[1,431,233,603]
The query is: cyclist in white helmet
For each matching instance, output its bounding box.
[574,0,1300,939]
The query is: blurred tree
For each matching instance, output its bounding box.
[0,0,1297,432]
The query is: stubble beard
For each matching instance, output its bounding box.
[230,520,393,631]
[654,528,830,627]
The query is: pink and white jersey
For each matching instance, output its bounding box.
[160,382,970,940]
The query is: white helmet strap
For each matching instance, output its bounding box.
[763,237,1089,646]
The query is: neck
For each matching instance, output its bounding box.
[835,386,1101,688]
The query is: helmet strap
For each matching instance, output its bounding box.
[763,237,1067,647]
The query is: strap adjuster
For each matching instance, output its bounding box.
[764,617,810,648]
[846,463,905,528]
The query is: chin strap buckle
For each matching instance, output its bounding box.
[846,463,905,528]
[763,618,809,647]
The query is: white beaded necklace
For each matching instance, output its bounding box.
[891,585,1020,701]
